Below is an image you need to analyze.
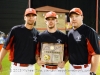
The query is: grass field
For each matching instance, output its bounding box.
[0,53,100,75]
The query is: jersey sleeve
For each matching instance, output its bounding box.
[35,35,41,56]
[3,27,15,50]
[87,29,100,55]
[63,34,68,61]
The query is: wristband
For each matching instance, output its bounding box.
[90,72,96,75]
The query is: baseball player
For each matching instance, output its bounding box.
[66,7,100,75]
[36,11,68,75]
[0,8,39,75]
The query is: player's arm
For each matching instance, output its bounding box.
[35,42,45,66]
[87,30,100,74]
[0,48,8,71]
[35,42,40,61]
[58,56,68,68]
[58,43,68,68]
[0,27,15,71]
[63,55,69,63]
[63,39,69,63]
[0,48,8,62]
[64,35,69,63]
[90,54,100,73]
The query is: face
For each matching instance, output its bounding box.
[45,17,57,29]
[24,14,36,25]
[70,13,83,29]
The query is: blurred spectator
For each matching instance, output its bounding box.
[0,31,5,44]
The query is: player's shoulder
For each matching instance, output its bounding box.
[83,24,96,33]
[56,30,66,36]
[39,30,47,36]
[11,24,24,30]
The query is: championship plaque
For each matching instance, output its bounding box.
[40,43,64,65]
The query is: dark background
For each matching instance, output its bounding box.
[0,0,100,34]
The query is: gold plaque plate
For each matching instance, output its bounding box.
[40,43,64,65]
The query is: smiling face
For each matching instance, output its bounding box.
[69,13,83,29]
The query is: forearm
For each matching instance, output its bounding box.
[0,48,8,62]
[90,54,100,73]
[35,54,40,61]
[63,56,68,63]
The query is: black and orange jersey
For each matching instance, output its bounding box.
[67,24,100,65]
[3,25,39,64]
[36,30,68,63]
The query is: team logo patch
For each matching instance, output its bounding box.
[33,36,37,42]
[57,39,62,43]
[69,30,82,42]
[76,35,81,41]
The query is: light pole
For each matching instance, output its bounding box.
[96,0,99,33]
[28,0,31,8]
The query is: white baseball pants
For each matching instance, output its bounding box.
[40,65,66,75]
[69,64,91,75]
[10,62,35,75]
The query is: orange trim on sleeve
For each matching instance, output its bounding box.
[5,36,14,61]
[9,44,14,61]
[87,38,96,63]
[6,36,14,50]
[64,43,68,56]
[35,42,40,56]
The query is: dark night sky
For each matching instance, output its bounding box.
[31,0,100,33]
[0,0,100,34]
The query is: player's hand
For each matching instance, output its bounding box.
[37,57,46,66]
[58,61,66,68]
[0,63,2,72]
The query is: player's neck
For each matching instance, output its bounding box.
[25,24,34,29]
[47,27,57,33]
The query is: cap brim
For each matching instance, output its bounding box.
[45,17,57,19]
[69,12,80,17]
[25,13,37,16]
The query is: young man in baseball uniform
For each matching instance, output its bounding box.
[0,8,39,75]
[36,11,68,75]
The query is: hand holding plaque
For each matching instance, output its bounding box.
[40,43,64,65]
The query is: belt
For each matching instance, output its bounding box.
[42,65,57,69]
[13,62,29,67]
[72,64,89,69]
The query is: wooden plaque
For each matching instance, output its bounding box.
[40,43,64,65]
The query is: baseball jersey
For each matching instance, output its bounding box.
[36,30,67,64]
[67,24,100,65]
[3,25,39,64]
